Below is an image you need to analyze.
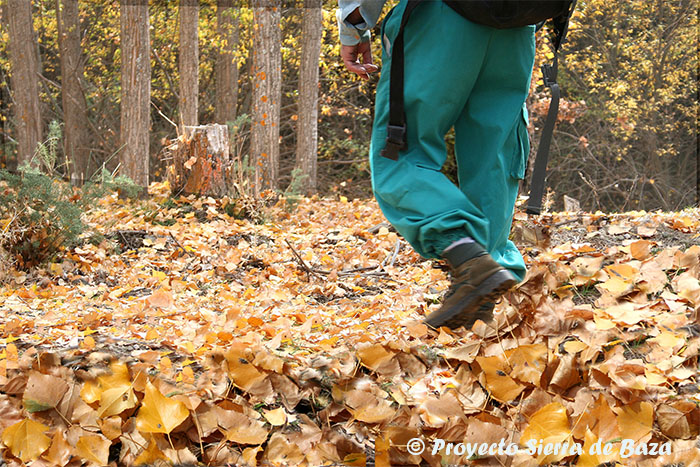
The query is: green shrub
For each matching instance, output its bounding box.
[0,122,138,269]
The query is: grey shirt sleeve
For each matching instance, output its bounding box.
[337,0,388,46]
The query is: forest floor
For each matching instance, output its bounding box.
[0,183,699,467]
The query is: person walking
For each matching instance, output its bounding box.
[338,0,535,330]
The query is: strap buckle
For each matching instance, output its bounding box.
[541,62,558,87]
[380,124,407,160]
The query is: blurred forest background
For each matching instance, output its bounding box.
[0,0,697,212]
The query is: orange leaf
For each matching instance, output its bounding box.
[147,288,174,309]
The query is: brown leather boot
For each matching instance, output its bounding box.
[424,243,516,330]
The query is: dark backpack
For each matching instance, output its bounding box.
[381,0,577,215]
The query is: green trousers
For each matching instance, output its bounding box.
[370,1,535,281]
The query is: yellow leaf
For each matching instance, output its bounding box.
[351,402,396,424]
[644,365,667,385]
[563,340,588,354]
[593,315,616,330]
[224,412,269,444]
[242,446,261,466]
[97,384,137,418]
[81,335,96,350]
[630,240,652,260]
[605,302,643,325]
[181,366,195,385]
[506,344,548,386]
[613,401,653,443]
[263,407,287,426]
[521,402,570,443]
[152,270,167,281]
[520,402,573,465]
[225,344,267,391]
[605,263,638,281]
[1,419,51,463]
[357,344,395,372]
[135,380,189,434]
[98,416,123,441]
[599,276,632,296]
[133,437,168,465]
[43,430,72,467]
[571,395,620,442]
[74,434,110,466]
[520,402,571,464]
[476,355,525,403]
[649,331,685,349]
[577,428,619,467]
[80,379,101,405]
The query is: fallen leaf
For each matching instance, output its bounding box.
[263,407,287,426]
[133,437,169,465]
[357,344,395,372]
[613,401,653,443]
[1,418,51,463]
[135,380,189,434]
[577,428,620,467]
[224,412,269,445]
[147,288,174,309]
[74,434,110,466]
[42,430,72,467]
[519,402,571,464]
[23,371,69,413]
[656,401,700,439]
[476,355,526,403]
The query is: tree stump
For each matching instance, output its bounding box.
[165,124,232,197]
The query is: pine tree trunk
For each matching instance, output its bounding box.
[295,0,322,195]
[56,0,91,185]
[179,1,199,127]
[215,0,239,125]
[250,0,281,195]
[119,1,150,192]
[6,0,43,167]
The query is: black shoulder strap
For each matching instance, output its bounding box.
[526,0,577,215]
[380,0,423,160]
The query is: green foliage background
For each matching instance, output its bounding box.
[0,0,697,211]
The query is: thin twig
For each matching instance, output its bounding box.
[285,240,389,279]
[152,100,178,130]
[168,232,193,256]
[285,239,324,280]
[388,239,401,267]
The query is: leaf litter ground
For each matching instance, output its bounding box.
[0,184,699,466]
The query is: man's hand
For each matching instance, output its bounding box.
[341,42,378,80]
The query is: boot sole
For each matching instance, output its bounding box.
[424,270,516,330]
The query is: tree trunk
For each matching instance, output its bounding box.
[215,0,239,125]
[295,0,322,195]
[179,1,199,127]
[250,0,281,195]
[165,124,231,197]
[6,0,43,167]
[119,0,150,192]
[56,0,91,185]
